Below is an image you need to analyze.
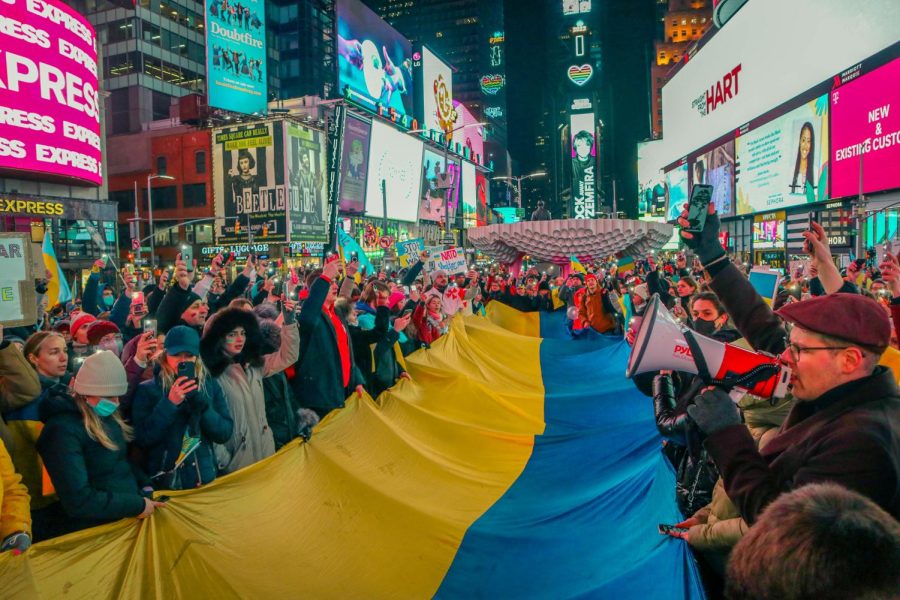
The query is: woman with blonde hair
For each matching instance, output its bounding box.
[36,351,163,538]
[132,326,233,489]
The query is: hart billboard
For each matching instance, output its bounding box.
[0,0,102,185]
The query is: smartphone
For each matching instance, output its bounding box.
[131,291,145,314]
[155,495,171,503]
[658,523,688,536]
[273,280,284,296]
[143,318,158,337]
[225,252,236,265]
[401,308,413,318]
[181,247,194,271]
[682,184,713,233]
[177,361,196,381]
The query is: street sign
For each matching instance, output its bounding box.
[131,238,140,251]
[378,235,394,249]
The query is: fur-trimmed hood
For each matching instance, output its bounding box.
[200,307,264,377]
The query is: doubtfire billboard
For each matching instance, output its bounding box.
[570,112,597,219]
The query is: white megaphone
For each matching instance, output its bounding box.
[626,295,791,399]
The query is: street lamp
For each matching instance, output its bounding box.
[147,174,175,268]
[492,171,547,209]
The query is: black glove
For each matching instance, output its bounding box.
[282,301,296,325]
[680,208,726,264]
[686,387,741,435]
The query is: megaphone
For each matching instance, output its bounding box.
[626,295,791,399]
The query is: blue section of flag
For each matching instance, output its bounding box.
[436,311,706,599]
[43,229,72,305]
[337,228,376,274]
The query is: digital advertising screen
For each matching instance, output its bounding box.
[476,172,489,226]
[213,122,288,244]
[206,0,267,115]
[337,0,414,117]
[421,46,456,140]
[338,115,371,213]
[831,57,900,197]
[453,101,484,163]
[461,161,477,227]
[692,140,735,217]
[0,0,102,185]
[735,94,830,215]
[664,163,689,222]
[752,218,785,250]
[365,120,424,222]
[285,123,328,242]
[570,112,597,219]
[419,149,460,222]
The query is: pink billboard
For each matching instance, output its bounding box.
[452,100,484,165]
[0,0,102,186]
[831,57,900,197]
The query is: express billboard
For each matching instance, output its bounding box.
[420,46,456,141]
[336,0,414,117]
[206,0,267,115]
[831,57,900,197]
[0,0,102,185]
[365,119,423,222]
[338,115,371,213]
[735,94,829,215]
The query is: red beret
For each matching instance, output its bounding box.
[585,273,598,283]
[776,293,890,349]
[86,320,121,346]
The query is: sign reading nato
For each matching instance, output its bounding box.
[206,0,267,115]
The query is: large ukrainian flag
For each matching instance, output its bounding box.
[0,304,704,599]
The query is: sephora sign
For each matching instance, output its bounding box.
[0,0,102,185]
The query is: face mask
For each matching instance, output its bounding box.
[691,317,719,337]
[103,296,115,308]
[98,338,124,356]
[91,397,119,418]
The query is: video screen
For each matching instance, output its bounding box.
[461,161,477,227]
[736,94,829,214]
[831,57,899,197]
[421,47,456,140]
[752,219,785,249]
[664,163,690,222]
[338,115,371,213]
[365,120,424,222]
[337,0,414,117]
[692,140,735,217]
[418,149,460,222]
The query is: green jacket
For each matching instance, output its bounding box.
[36,386,149,537]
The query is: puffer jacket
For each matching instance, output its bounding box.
[132,368,233,490]
[35,386,149,537]
[687,393,792,550]
[0,438,30,539]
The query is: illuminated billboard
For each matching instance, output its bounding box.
[337,0,414,117]
[476,172,489,227]
[206,0,267,115]
[213,122,288,244]
[285,123,328,242]
[453,101,484,163]
[831,57,900,197]
[365,120,424,222]
[735,94,829,215]
[419,149,459,222]
[692,140,735,216]
[570,112,596,219]
[461,161,477,227]
[338,115,371,213]
[664,163,689,222]
[562,0,592,15]
[420,46,457,140]
[752,216,785,250]
[0,0,102,185]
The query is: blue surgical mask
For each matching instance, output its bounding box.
[91,397,119,418]
[103,296,115,308]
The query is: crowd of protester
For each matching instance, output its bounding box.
[0,208,897,599]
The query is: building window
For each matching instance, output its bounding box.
[109,189,136,212]
[156,156,167,175]
[681,18,687,25]
[183,183,206,207]
[692,29,697,35]
[150,185,177,210]
[681,29,687,37]
[194,151,206,174]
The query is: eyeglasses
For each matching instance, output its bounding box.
[782,336,850,362]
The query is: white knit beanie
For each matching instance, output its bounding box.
[73,351,128,397]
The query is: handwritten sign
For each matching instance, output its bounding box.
[0,234,37,326]
[397,238,424,268]
[429,247,468,275]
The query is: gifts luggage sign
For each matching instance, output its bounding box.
[430,247,468,275]
[0,234,37,327]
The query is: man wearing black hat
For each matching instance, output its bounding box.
[678,203,900,522]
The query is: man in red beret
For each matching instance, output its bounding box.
[677,202,900,523]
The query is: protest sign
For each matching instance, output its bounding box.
[0,234,37,326]
[397,238,424,268]
[429,247,468,275]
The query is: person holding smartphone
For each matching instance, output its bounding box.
[131,326,233,490]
